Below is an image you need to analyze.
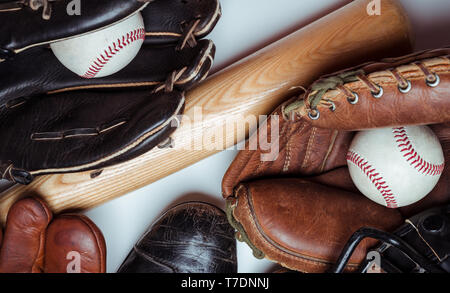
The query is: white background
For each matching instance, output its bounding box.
[84,0,450,273]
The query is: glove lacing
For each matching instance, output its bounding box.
[283,57,447,121]
[283,71,362,120]
[0,0,58,20]
[177,19,201,51]
[151,18,202,93]
[1,163,14,182]
[152,67,188,93]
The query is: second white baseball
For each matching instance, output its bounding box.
[347,126,445,208]
[50,12,145,78]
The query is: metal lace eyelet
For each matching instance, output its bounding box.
[371,86,383,99]
[328,101,336,112]
[426,73,440,88]
[347,92,359,105]
[308,109,320,120]
[398,80,412,94]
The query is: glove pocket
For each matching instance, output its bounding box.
[227,178,403,273]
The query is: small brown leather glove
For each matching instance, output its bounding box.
[0,197,106,273]
[222,47,450,273]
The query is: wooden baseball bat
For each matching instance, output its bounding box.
[0,0,414,222]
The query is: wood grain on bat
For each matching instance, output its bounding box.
[0,0,414,222]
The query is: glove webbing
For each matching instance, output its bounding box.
[283,70,363,118]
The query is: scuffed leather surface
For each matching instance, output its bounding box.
[222,48,450,273]
[0,197,51,273]
[0,39,215,107]
[232,178,402,273]
[306,50,450,130]
[0,197,105,273]
[222,106,353,198]
[0,88,184,183]
[44,214,106,273]
[118,202,237,273]
[142,0,221,44]
[0,0,219,184]
[0,0,150,57]
[224,115,449,273]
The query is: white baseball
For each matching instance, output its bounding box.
[50,12,145,78]
[347,126,445,208]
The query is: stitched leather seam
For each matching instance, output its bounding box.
[320,130,339,173]
[252,115,288,176]
[82,28,145,79]
[392,127,444,176]
[30,95,185,175]
[282,138,292,172]
[243,185,359,269]
[346,150,398,208]
[282,122,308,172]
[301,127,316,169]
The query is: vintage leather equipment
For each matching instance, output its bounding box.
[0,0,152,59]
[0,39,215,109]
[222,47,450,272]
[0,88,185,185]
[142,0,221,47]
[332,204,450,273]
[0,197,106,273]
[0,0,221,60]
[0,0,220,185]
[118,202,238,273]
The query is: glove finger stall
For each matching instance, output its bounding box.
[142,0,221,46]
[0,197,52,273]
[0,0,152,59]
[44,214,106,273]
[0,39,215,107]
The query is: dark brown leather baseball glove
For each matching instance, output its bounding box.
[0,0,221,60]
[0,0,221,184]
[222,47,450,273]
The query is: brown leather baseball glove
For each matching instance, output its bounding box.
[0,197,106,273]
[222,47,450,273]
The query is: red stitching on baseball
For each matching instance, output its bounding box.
[393,127,445,176]
[81,28,145,79]
[347,151,398,208]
